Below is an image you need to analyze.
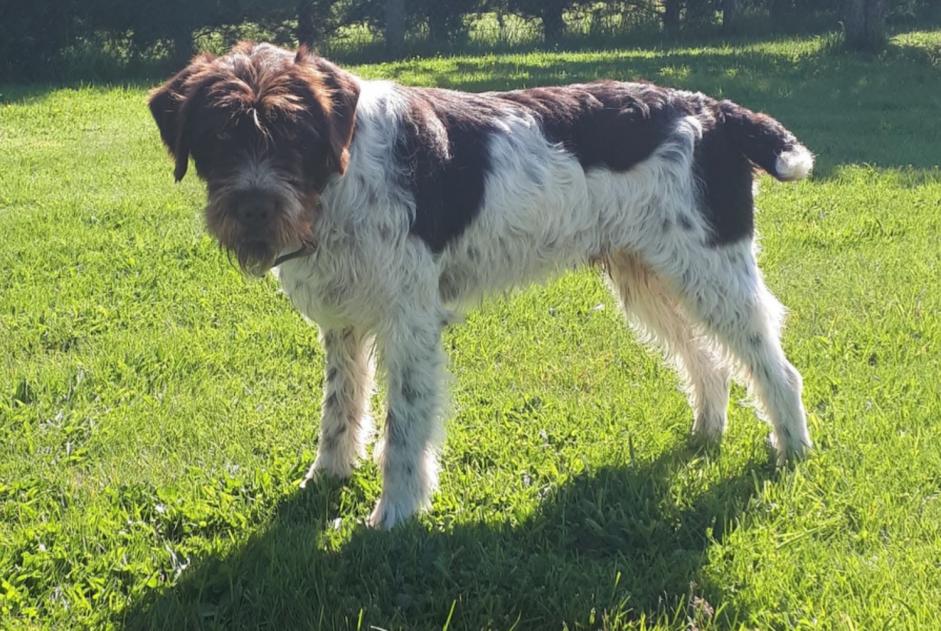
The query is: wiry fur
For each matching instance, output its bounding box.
[150,43,814,529]
[300,327,375,483]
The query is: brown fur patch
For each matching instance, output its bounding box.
[148,42,360,273]
[148,42,359,186]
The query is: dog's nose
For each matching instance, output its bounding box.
[234,189,278,226]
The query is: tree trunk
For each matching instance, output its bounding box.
[427,14,445,43]
[297,1,316,48]
[844,0,865,42]
[663,0,681,33]
[722,0,738,32]
[844,0,886,50]
[172,24,194,66]
[428,6,462,44]
[864,0,886,47]
[684,0,713,24]
[384,0,405,55]
[541,2,565,44]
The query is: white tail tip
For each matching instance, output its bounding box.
[775,145,814,181]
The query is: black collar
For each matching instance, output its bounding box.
[273,242,316,267]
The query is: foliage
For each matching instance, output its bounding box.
[2,28,941,630]
[4,0,938,80]
[0,0,86,79]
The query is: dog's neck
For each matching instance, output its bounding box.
[317,79,402,227]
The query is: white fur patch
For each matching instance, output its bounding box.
[775,144,814,181]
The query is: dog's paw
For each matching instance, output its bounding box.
[688,433,722,459]
[366,492,425,529]
[768,428,812,466]
[298,461,323,489]
[690,413,725,449]
[299,454,355,489]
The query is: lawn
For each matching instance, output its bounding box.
[2,30,941,630]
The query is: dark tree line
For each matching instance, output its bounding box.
[0,0,931,80]
[844,0,889,49]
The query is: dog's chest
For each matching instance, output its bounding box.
[273,249,365,329]
[272,225,406,330]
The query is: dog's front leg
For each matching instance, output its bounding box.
[301,327,374,486]
[368,316,446,529]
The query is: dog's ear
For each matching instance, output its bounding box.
[148,53,215,181]
[295,48,360,176]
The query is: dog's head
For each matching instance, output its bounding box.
[149,42,360,275]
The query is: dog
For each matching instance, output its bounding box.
[149,42,813,528]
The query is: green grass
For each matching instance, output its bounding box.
[2,30,941,630]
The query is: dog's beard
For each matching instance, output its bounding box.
[205,182,314,277]
[234,240,278,277]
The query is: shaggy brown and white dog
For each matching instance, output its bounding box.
[150,42,814,528]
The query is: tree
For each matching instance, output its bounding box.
[295,0,341,48]
[297,0,317,47]
[0,0,83,79]
[509,0,589,44]
[88,0,221,64]
[540,0,567,43]
[722,0,738,32]
[844,0,886,50]
[409,0,479,43]
[684,0,715,27]
[662,0,682,33]
[384,0,406,54]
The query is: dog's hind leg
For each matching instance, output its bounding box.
[641,238,811,464]
[606,251,731,445]
[301,327,375,485]
[368,312,447,529]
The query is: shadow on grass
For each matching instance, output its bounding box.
[0,80,159,107]
[122,443,778,629]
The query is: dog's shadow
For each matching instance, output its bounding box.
[123,443,775,630]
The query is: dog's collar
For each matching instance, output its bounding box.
[273,242,316,267]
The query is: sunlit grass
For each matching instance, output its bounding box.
[1,29,941,630]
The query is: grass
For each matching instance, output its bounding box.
[2,29,941,630]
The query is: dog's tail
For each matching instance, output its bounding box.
[718,100,813,182]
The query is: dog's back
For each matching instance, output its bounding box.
[339,79,811,304]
